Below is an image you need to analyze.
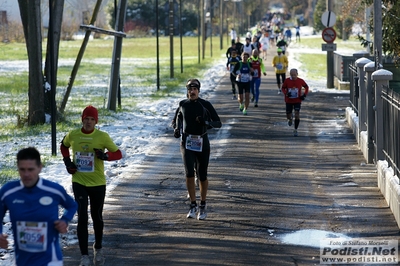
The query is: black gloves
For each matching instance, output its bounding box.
[196,116,209,126]
[63,157,77,175]
[300,94,306,100]
[286,91,292,97]
[94,148,108,160]
[174,129,181,138]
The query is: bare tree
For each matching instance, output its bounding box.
[17,0,64,125]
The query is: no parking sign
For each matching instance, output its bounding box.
[322,27,336,43]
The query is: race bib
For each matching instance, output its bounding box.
[75,152,95,172]
[185,135,203,152]
[241,73,250,82]
[253,69,259,77]
[288,88,299,98]
[276,63,283,70]
[17,221,47,253]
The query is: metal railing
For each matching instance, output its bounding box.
[381,85,400,177]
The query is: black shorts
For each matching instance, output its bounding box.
[238,81,251,94]
[180,146,210,181]
[286,102,301,114]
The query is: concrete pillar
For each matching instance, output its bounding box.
[364,61,380,163]
[371,69,393,161]
[355,58,372,132]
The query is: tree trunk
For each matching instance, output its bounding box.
[44,0,64,115]
[18,0,45,125]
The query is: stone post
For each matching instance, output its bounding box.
[364,61,380,163]
[355,58,372,132]
[371,69,393,161]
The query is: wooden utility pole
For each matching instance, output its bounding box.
[326,0,334,88]
[156,0,160,90]
[373,0,382,65]
[108,0,128,111]
[49,0,57,155]
[201,0,205,59]
[169,0,174,78]
[219,0,223,50]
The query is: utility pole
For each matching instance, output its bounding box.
[49,0,56,155]
[219,0,223,50]
[169,0,174,78]
[108,0,127,111]
[201,0,205,59]
[326,0,334,88]
[373,0,382,65]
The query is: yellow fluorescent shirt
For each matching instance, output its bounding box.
[62,128,119,187]
[272,55,288,74]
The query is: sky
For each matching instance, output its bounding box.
[0,28,354,264]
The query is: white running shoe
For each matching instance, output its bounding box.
[79,255,90,266]
[278,89,281,94]
[93,245,105,266]
[197,205,207,220]
[187,205,198,219]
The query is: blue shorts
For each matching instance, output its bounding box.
[286,103,301,114]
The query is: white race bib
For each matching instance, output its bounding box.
[17,221,47,252]
[288,88,299,98]
[241,73,250,82]
[185,135,203,152]
[75,152,95,172]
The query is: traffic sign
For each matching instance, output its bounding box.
[322,27,336,43]
[321,11,336,27]
[322,43,337,51]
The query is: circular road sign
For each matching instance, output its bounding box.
[321,11,336,27]
[322,27,336,43]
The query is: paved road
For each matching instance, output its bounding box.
[63,48,400,266]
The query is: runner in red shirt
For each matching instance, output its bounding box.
[281,68,309,136]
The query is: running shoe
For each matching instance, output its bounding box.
[79,255,90,266]
[239,103,244,111]
[293,129,298,137]
[254,102,258,107]
[251,96,255,103]
[288,119,292,126]
[187,204,198,219]
[278,89,281,94]
[232,95,237,100]
[197,205,207,220]
[93,245,105,266]
[243,109,247,115]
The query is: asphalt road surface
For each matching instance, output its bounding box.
[63,48,400,266]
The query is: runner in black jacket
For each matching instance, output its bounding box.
[172,79,222,220]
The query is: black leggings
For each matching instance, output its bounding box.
[72,182,106,255]
[276,73,286,87]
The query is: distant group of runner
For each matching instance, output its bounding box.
[225,15,308,137]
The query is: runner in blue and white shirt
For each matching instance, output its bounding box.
[0,147,77,266]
